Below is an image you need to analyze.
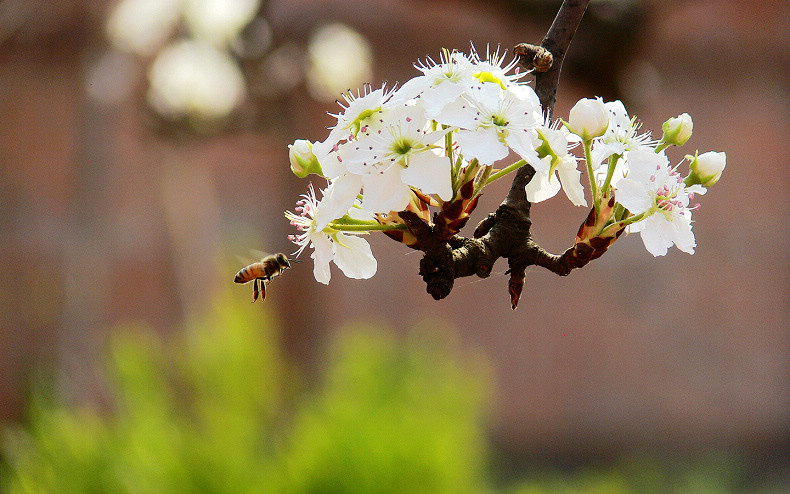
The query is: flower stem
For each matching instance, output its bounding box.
[485,159,527,186]
[584,139,600,209]
[446,128,460,184]
[599,153,620,200]
[335,217,380,226]
[620,210,647,227]
[655,142,670,153]
[329,221,406,232]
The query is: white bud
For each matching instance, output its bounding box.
[686,151,726,187]
[288,139,323,178]
[566,97,609,140]
[661,113,693,147]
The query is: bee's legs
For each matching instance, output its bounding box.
[252,278,259,302]
[260,279,267,302]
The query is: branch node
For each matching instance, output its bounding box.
[514,43,554,73]
[473,213,497,239]
[476,259,492,278]
[399,210,455,300]
[419,256,454,300]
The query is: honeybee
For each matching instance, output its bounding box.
[234,252,292,302]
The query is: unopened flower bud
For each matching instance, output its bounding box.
[566,97,609,140]
[289,139,323,178]
[660,113,693,147]
[685,151,726,187]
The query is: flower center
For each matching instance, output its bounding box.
[492,114,508,127]
[655,185,682,212]
[652,170,685,214]
[391,136,413,156]
[474,71,506,90]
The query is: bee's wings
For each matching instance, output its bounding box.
[236,250,269,266]
[249,249,269,260]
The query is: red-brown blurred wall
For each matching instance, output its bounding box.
[0,0,788,461]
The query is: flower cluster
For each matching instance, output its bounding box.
[284,49,726,283]
[564,97,725,257]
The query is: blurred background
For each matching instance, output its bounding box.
[0,0,788,491]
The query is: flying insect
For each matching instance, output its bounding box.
[234,252,292,302]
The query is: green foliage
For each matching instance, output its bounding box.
[508,453,747,494]
[0,297,491,493]
[276,324,491,494]
[0,294,765,493]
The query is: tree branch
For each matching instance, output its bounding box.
[403,0,593,308]
[533,0,592,116]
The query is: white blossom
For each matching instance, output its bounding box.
[615,148,702,256]
[313,85,396,179]
[526,122,586,206]
[288,139,322,178]
[465,45,527,89]
[347,102,452,212]
[286,184,377,284]
[391,50,476,117]
[591,100,655,168]
[435,81,542,166]
[147,40,245,120]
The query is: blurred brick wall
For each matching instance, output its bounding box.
[0,0,787,460]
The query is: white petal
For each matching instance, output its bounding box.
[686,184,707,196]
[525,171,561,203]
[590,142,619,169]
[347,203,375,221]
[341,139,381,176]
[557,162,587,207]
[313,137,346,179]
[456,128,508,165]
[361,168,411,213]
[332,233,377,279]
[506,130,541,168]
[401,151,452,200]
[627,220,645,233]
[529,154,552,175]
[604,100,630,136]
[615,178,652,214]
[624,148,668,184]
[309,233,333,284]
[422,81,466,118]
[670,213,696,254]
[315,173,363,231]
[509,83,541,107]
[434,97,478,129]
[465,82,502,110]
[639,215,673,256]
[388,75,427,105]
